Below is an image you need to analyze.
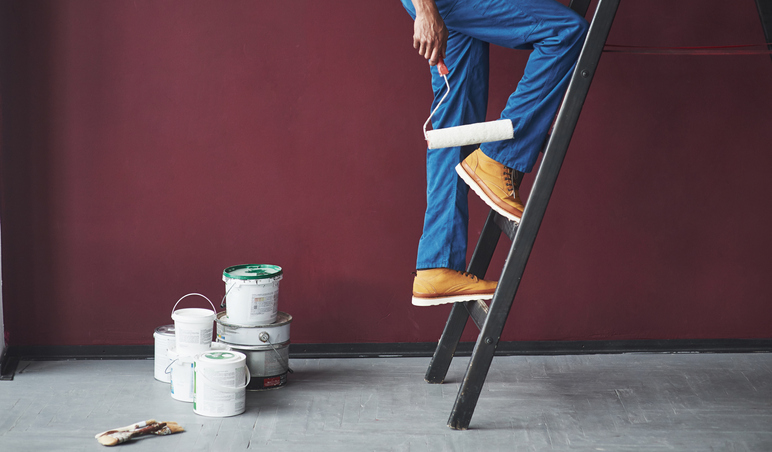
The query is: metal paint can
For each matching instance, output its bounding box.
[220,341,290,390]
[153,325,175,383]
[216,311,292,346]
[222,264,283,325]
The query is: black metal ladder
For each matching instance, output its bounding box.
[425,0,620,430]
[427,0,772,430]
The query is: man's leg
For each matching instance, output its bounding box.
[448,0,588,222]
[416,28,490,272]
[412,31,501,306]
[403,1,499,305]
[448,0,589,173]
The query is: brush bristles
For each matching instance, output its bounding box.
[97,436,119,446]
[167,423,185,434]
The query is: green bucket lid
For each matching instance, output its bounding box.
[204,351,235,360]
[223,264,283,280]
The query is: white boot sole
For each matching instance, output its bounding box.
[455,163,522,224]
[411,293,494,306]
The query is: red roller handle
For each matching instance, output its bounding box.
[437,60,449,76]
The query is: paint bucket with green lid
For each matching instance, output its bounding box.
[193,351,250,417]
[222,264,283,325]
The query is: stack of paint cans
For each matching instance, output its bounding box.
[216,264,292,390]
[155,293,252,418]
[165,293,219,403]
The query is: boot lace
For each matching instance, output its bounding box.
[456,270,479,282]
[503,167,523,197]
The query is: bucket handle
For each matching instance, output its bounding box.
[220,277,277,308]
[220,282,237,309]
[164,358,178,375]
[266,337,294,374]
[172,293,217,316]
[197,365,251,393]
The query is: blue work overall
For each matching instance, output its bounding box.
[402,0,588,271]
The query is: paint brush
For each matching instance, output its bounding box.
[95,420,184,447]
[94,419,156,438]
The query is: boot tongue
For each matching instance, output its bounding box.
[510,169,524,197]
[513,170,524,189]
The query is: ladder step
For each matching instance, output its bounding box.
[464,300,489,329]
[493,212,519,240]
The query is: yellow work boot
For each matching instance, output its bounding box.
[456,148,524,223]
[412,268,497,306]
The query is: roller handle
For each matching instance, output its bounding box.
[437,60,449,76]
[423,60,450,140]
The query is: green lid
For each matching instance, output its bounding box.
[205,351,235,360]
[223,264,283,280]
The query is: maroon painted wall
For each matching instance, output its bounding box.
[1,1,770,346]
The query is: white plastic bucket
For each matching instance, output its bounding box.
[193,351,251,417]
[153,324,175,383]
[168,346,195,402]
[222,265,283,325]
[168,342,227,402]
[171,293,217,355]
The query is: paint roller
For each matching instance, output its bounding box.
[423,61,514,150]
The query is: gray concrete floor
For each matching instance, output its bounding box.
[0,353,770,451]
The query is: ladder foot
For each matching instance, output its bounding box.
[448,420,470,430]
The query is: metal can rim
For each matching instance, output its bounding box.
[216,311,292,328]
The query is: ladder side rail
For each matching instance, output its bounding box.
[424,210,502,383]
[447,0,621,430]
[755,0,772,63]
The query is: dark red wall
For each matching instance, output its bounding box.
[1,1,770,346]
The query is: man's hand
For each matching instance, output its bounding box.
[411,0,448,66]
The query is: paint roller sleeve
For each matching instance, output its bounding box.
[425,119,514,149]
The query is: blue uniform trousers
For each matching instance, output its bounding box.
[402,0,588,271]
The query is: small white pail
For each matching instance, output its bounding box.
[194,351,251,417]
[171,293,216,355]
[168,346,195,402]
[222,265,283,325]
[153,324,175,383]
[167,342,227,402]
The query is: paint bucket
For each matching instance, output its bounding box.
[171,293,217,355]
[222,265,283,325]
[193,351,250,417]
[168,346,195,402]
[167,342,227,402]
[153,324,175,383]
[220,342,290,390]
[215,311,292,346]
